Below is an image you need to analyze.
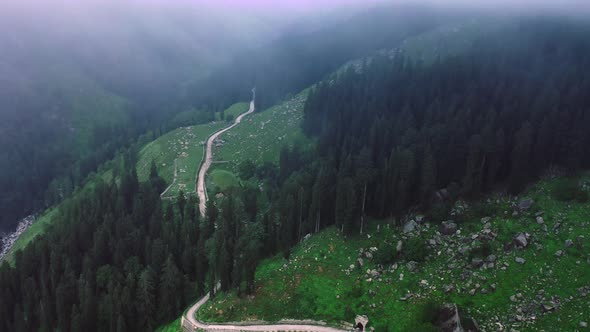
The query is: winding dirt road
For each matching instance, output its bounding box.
[182,287,348,332]
[197,99,256,217]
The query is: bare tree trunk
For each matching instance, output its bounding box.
[298,187,303,241]
[360,183,367,234]
[315,207,320,233]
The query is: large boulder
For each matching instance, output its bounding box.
[441,221,458,236]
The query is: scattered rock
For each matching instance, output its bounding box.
[357,258,364,268]
[565,239,574,248]
[486,255,497,263]
[513,232,530,248]
[469,289,476,296]
[481,217,491,223]
[580,321,588,328]
[415,215,425,223]
[441,221,458,236]
[536,216,544,224]
[471,258,484,268]
[515,257,526,264]
[541,302,556,313]
[406,261,418,272]
[444,284,455,294]
[555,250,565,257]
[518,198,534,211]
[396,240,403,253]
[403,220,418,233]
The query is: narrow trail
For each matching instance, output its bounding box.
[197,96,255,217]
[182,286,348,332]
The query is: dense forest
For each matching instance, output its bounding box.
[0,158,265,331]
[268,19,590,239]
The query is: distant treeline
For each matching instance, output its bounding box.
[184,5,445,112]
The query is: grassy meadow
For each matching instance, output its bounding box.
[198,175,590,331]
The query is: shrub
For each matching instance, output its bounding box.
[553,178,587,202]
[404,238,429,262]
[374,242,398,265]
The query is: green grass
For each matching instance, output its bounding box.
[207,169,240,194]
[216,102,249,121]
[199,175,590,331]
[155,318,182,332]
[136,121,226,197]
[208,91,312,191]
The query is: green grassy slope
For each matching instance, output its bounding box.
[207,91,311,191]
[136,121,226,197]
[216,102,250,121]
[199,175,590,331]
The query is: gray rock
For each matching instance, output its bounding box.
[481,217,492,223]
[415,215,425,223]
[541,302,556,312]
[469,289,476,296]
[444,284,455,294]
[406,261,418,272]
[396,240,403,253]
[471,258,484,268]
[513,232,530,248]
[515,257,526,264]
[403,220,418,233]
[428,239,437,246]
[555,250,565,257]
[486,254,497,263]
[565,239,574,248]
[441,221,458,236]
[536,216,545,224]
[518,198,534,211]
[580,321,588,328]
[357,258,364,268]
[364,251,373,259]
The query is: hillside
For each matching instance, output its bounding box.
[207,92,311,195]
[198,175,590,331]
